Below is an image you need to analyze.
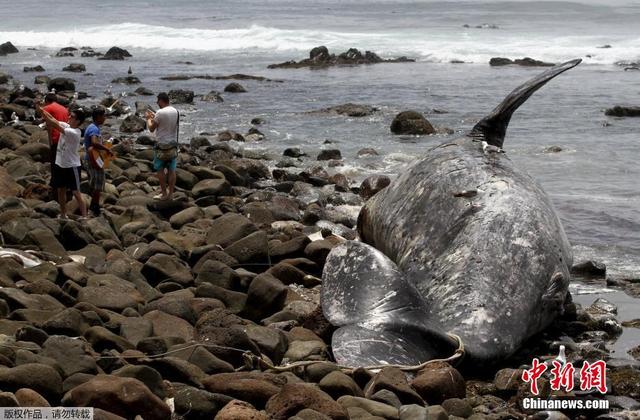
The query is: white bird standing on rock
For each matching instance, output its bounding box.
[9,112,22,127]
[556,345,567,365]
[482,140,504,154]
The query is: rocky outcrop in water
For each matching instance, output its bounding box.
[605,106,640,117]
[99,47,132,60]
[489,57,555,67]
[0,41,19,55]
[390,111,435,135]
[268,46,414,69]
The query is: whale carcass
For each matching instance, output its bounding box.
[321,59,581,367]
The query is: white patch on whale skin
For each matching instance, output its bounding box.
[513,238,532,248]
[460,307,495,327]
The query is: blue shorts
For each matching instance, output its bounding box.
[153,152,177,172]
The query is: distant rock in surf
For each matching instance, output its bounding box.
[605,106,640,117]
[268,46,414,69]
[0,42,19,56]
[390,111,435,135]
[489,57,555,67]
[99,47,132,60]
[308,103,378,117]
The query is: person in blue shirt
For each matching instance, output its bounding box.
[83,106,111,216]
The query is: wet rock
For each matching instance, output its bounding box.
[47,77,76,92]
[111,76,140,84]
[63,63,86,73]
[266,383,349,420]
[411,362,466,405]
[41,336,98,377]
[202,372,286,408]
[390,111,435,135]
[224,82,247,93]
[609,367,640,398]
[173,383,233,419]
[192,178,232,198]
[62,375,170,419]
[365,367,424,405]
[141,254,193,286]
[225,230,269,265]
[319,370,364,399]
[317,149,342,161]
[544,146,563,153]
[337,395,398,419]
[100,47,132,60]
[0,42,19,55]
[206,213,258,247]
[0,363,63,402]
[84,326,135,352]
[169,89,194,104]
[571,260,606,277]
[399,404,428,420]
[135,86,153,95]
[214,400,267,420]
[317,103,378,117]
[142,356,206,387]
[604,106,640,117]
[494,368,523,392]
[119,115,146,133]
[489,57,555,67]
[0,392,19,407]
[283,340,327,362]
[15,388,50,407]
[242,272,287,320]
[143,309,194,341]
[442,398,473,418]
[201,91,224,103]
[112,365,166,399]
[268,46,413,69]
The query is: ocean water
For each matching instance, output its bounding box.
[1,0,639,283]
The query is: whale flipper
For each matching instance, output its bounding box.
[322,241,458,367]
[471,58,582,148]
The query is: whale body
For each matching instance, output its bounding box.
[321,59,580,367]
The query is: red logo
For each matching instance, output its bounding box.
[522,346,607,395]
[522,358,547,395]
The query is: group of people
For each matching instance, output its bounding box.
[37,92,179,219]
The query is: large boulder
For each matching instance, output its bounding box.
[61,375,171,419]
[605,106,640,117]
[120,115,146,133]
[169,89,194,104]
[47,77,76,92]
[266,383,348,420]
[0,42,19,55]
[62,63,86,73]
[100,47,132,60]
[390,111,435,135]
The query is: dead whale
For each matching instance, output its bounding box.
[321,59,581,367]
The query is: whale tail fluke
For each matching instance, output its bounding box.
[471,58,582,148]
[321,241,458,367]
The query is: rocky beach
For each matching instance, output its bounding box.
[0,35,640,419]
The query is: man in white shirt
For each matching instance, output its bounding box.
[145,92,179,200]
[38,104,88,219]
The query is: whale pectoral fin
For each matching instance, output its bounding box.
[332,325,453,367]
[470,58,582,148]
[321,241,459,367]
[321,241,429,326]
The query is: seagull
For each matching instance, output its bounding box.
[9,112,22,127]
[555,345,567,365]
[104,85,112,96]
[482,140,504,155]
[50,88,56,94]
[18,84,25,92]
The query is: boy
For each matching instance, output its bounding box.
[38,104,88,219]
